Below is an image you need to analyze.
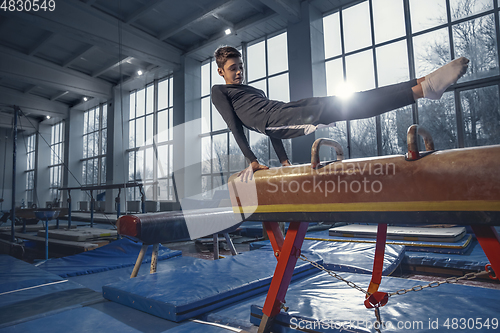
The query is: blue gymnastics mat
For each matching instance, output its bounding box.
[0,305,246,333]
[69,256,201,292]
[249,272,500,332]
[0,301,183,333]
[250,232,405,276]
[103,250,323,322]
[0,255,101,327]
[168,320,251,332]
[36,238,182,277]
[404,239,490,271]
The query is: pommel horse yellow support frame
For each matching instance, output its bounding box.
[228,125,500,333]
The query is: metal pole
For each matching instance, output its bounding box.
[116,188,121,219]
[45,217,49,260]
[11,107,18,243]
[67,190,72,229]
[90,190,94,228]
[223,233,238,256]
[213,234,219,260]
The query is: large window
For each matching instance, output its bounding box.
[246,33,292,166]
[49,121,64,201]
[323,0,500,158]
[128,77,174,202]
[82,104,107,186]
[200,47,245,197]
[25,133,36,207]
[200,32,292,196]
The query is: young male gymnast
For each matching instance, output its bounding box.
[211,46,469,180]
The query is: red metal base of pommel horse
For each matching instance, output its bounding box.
[255,224,500,333]
[228,127,500,333]
[257,221,309,333]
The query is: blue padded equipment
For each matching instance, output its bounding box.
[37,238,181,277]
[318,227,473,254]
[168,321,249,332]
[102,250,322,322]
[69,256,201,292]
[250,232,405,276]
[0,307,142,333]
[0,255,101,327]
[404,239,490,271]
[249,272,500,333]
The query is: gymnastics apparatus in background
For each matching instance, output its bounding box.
[117,125,500,333]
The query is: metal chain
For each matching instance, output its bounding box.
[300,254,368,295]
[387,270,490,296]
[300,254,491,297]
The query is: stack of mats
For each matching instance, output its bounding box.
[102,250,323,322]
[36,238,182,277]
[327,225,471,254]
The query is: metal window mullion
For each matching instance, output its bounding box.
[446,0,465,148]
[97,105,103,185]
[403,0,418,125]
[209,60,214,178]
[339,8,351,159]
[494,0,500,147]
[152,79,159,201]
[369,0,383,156]
[265,35,271,163]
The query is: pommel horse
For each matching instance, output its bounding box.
[227,125,500,333]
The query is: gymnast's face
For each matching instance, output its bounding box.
[218,57,244,85]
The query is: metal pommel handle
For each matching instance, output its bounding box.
[406,125,435,161]
[311,138,344,168]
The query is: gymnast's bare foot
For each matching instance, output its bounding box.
[421,57,469,100]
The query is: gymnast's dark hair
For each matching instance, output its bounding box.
[214,46,241,69]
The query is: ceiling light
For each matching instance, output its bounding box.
[83,97,88,101]
[137,70,143,76]
[225,28,231,35]
[46,115,51,120]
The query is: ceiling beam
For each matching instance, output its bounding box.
[258,0,300,23]
[0,46,112,100]
[0,17,10,32]
[186,10,279,56]
[242,0,264,13]
[24,85,39,94]
[212,13,234,29]
[7,0,182,69]
[118,64,158,87]
[0,86,68,118]
[92,55,134,78]
[125,0,167,24]
[27,31,56,56]
[50,91,69,101]
[0,112,37,132]
[187,27,209,40]
[62,45,95,68]
[158,0,235,41]
[84,0,98,6]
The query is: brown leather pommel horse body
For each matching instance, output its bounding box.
[227,125,500,333]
